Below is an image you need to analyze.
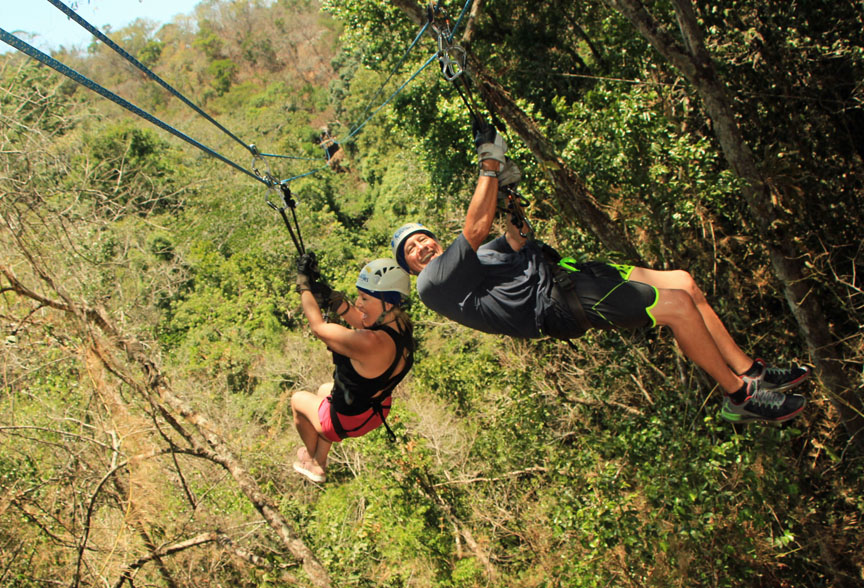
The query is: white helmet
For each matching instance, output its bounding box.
[356,258,411,306]
[391,222,436,272]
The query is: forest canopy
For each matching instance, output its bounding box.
[1,0,863,586]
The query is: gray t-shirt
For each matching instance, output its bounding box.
[416,233,558,338]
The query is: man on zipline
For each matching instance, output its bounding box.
[391,125,809,423]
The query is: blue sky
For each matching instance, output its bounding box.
[2,0,203,54]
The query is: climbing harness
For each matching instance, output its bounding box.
[330,323,414,443]
[499,185,534,239]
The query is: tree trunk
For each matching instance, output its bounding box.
[605,0,864,444]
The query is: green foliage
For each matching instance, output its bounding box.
[0,58,81,138]
[3,0,863,586]
[208,58,239,95]
[194,24,225,60]
[60,121,188,215]
[554,84,745,266]
[138,39,165,67]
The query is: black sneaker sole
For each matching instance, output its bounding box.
[721,402,806,424]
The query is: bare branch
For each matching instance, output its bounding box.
[432,466,548,487]
[1,264,333,586]
[73,460,130,588]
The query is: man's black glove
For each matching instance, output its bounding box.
[296,252,321,293]
[473,119,496,147]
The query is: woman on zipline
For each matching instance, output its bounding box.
[291,255,414,483]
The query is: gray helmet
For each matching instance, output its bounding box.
[356,258,410,306]
[390,222,436,272]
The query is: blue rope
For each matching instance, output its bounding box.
[348,20,431,137]
[259,153,322,161]
[0,28,269,186]
[281,164,331,183]
[44,0,257,155]
[447,0,474,42]
[342,51,440,143]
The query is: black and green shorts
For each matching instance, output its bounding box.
[559,259,659,330]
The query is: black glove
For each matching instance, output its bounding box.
[325,290,350,315]
[472,119,497,147]
[296,252,321,293]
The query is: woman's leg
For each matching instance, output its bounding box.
[629,268,753,375]
[291,384,332,476]
[312,383,333,469]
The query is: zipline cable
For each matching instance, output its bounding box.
[8,0,485,209]
[342,52,441,143]
[43,0,259,156]
[0,28,270,186]
[344,19,433,141]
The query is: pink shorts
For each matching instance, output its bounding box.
[318,396,392,443]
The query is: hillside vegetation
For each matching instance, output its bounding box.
[1,1,863,586]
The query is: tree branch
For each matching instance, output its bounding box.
[0,265,333,586]
[112,532,300,588]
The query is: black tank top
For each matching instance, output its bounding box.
[329,323,414,440]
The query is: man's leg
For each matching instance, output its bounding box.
[629,268,753,375]
[641,282,805,423]
[649,287,743,394]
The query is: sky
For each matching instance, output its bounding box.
[1,0,204,54]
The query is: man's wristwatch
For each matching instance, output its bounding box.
[480,169,498,178]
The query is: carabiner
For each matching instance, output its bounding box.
[438,39,465,81]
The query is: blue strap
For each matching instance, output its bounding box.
[44,0,257,155]
[447,0,475,42]
[0,28,269,186]
[259,153,322,161]
[281,164,330,183]
[342,51,440,143]
[348,20,431,137]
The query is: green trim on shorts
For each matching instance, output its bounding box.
[558,257,580,272]
[609,263,635,280]
[591,281,627,325]
[644,285,659,328]
[557,258,656,328]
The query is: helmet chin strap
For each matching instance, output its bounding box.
[373,302,396,327]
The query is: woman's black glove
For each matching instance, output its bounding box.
[296,252,321,293]
[325,290,350,315]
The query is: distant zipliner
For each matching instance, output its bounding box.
[290,254,414,483]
